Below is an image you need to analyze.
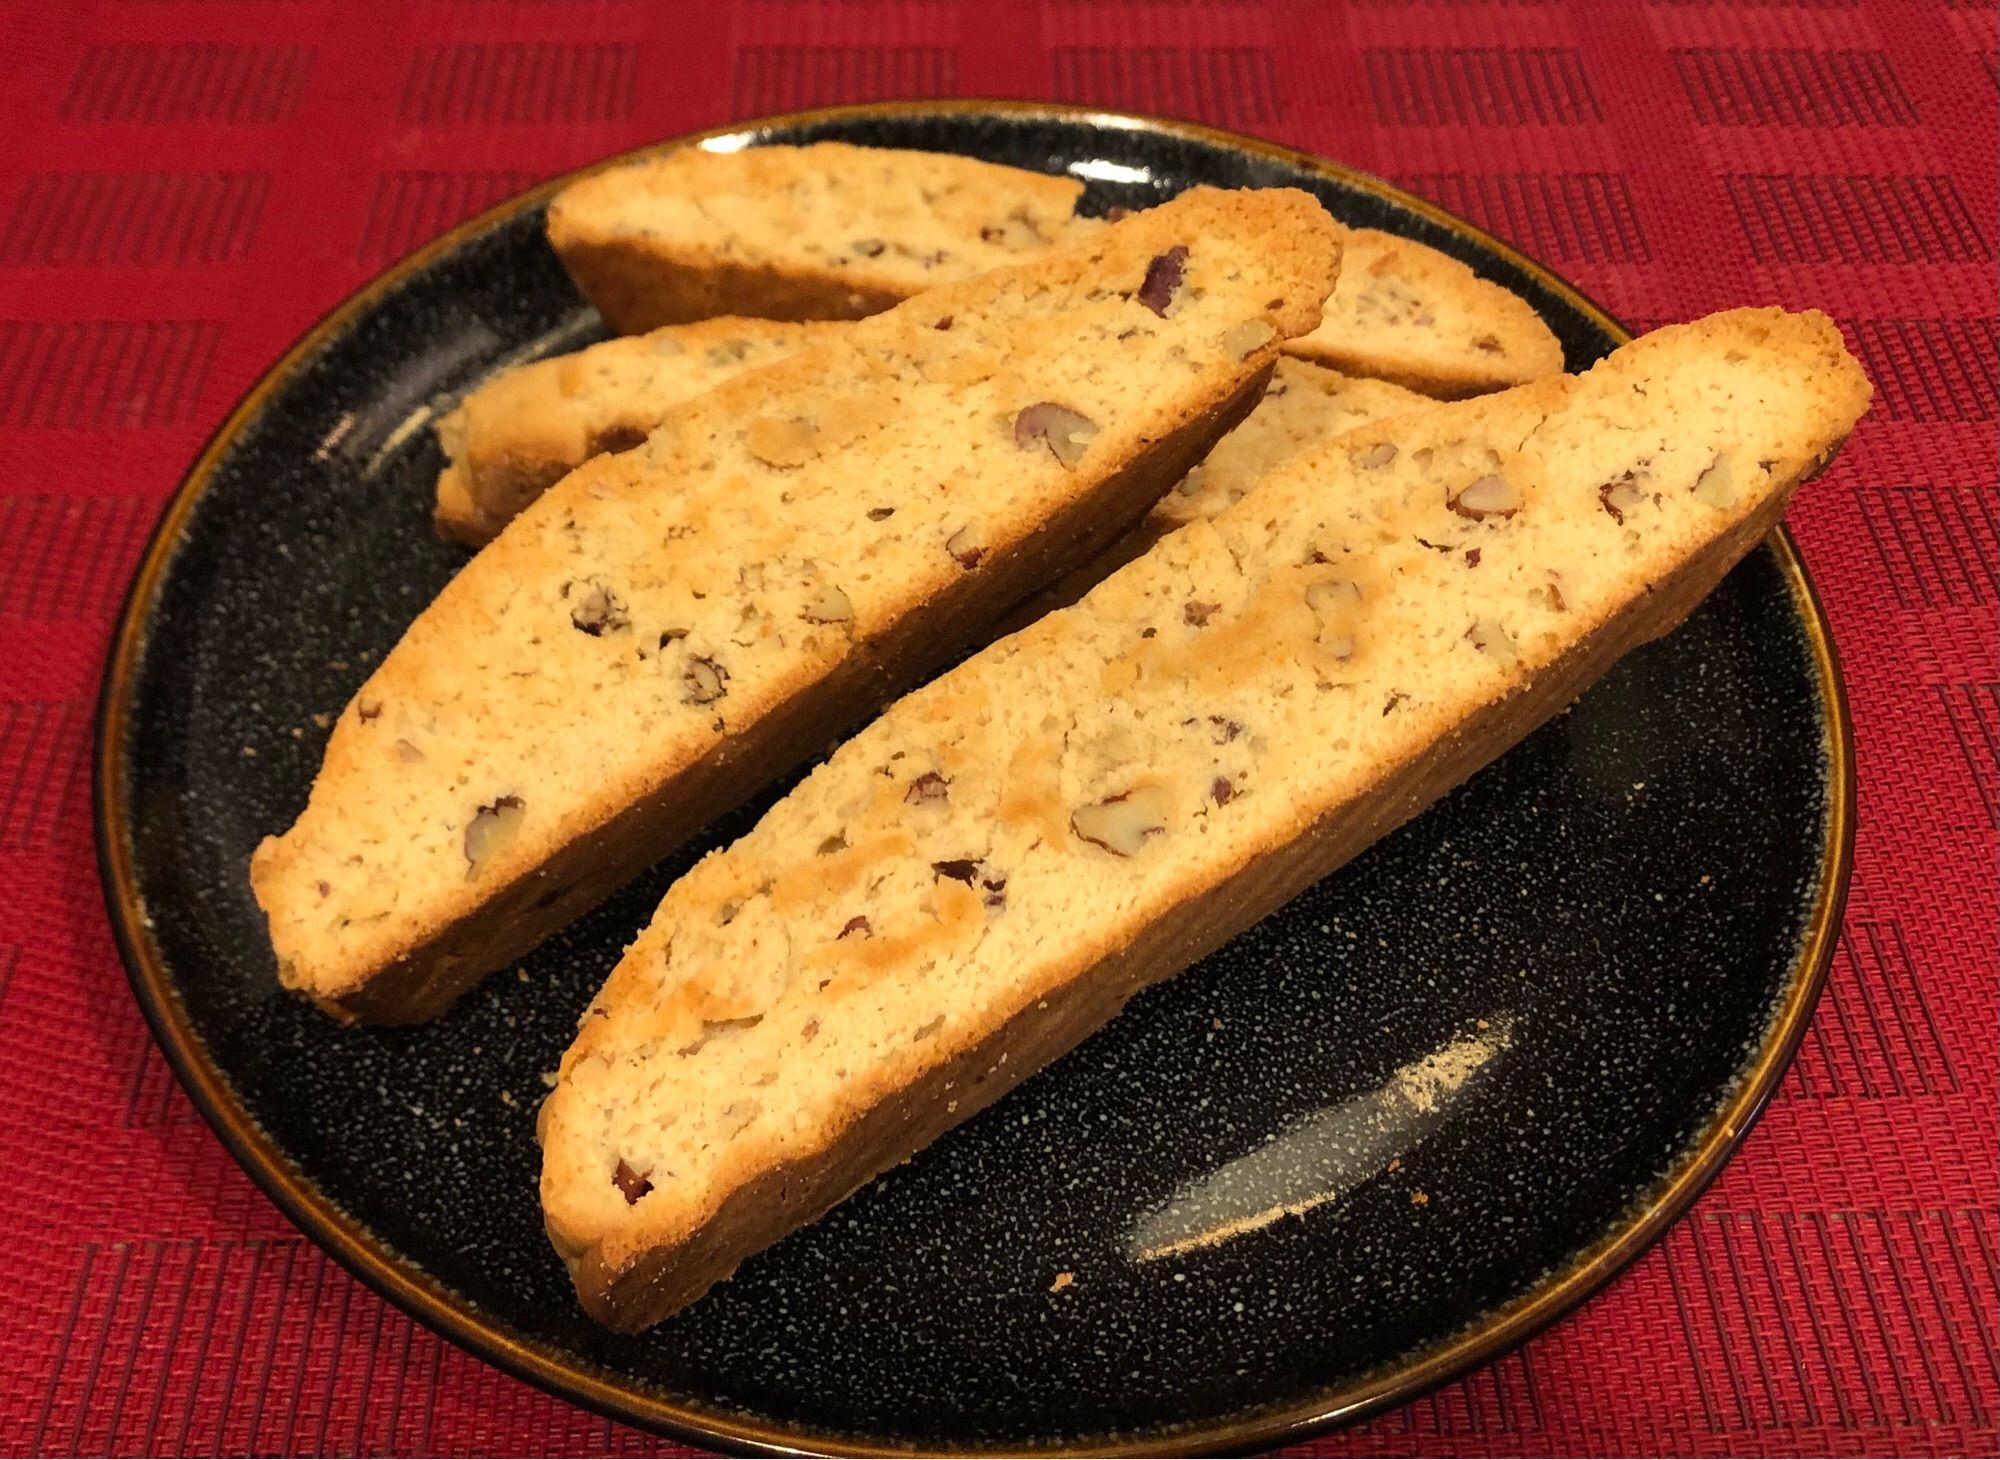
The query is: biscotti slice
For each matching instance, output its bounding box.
[1001,357,1431,627]
[538,307,1869,1331]
[548,142,1096,333]
[548,146,1561,399]
[1289,227,1566,398]
[251,186,1342,1023]
[1130,357,1429,555]
[434,318,843,546]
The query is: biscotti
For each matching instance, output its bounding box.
[1000,358,1429,628]
[443,326,1424,578]
[548,142,1095,333]
[1150,358,1431,533]
[1289,227,1566,398]
[251,186,1342,1024]
[547,145,1563,399]
[537,308,1869,1331]
[437,324,1430,553]
[434,318,842,546]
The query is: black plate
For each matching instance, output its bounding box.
[96,103,1851,1456]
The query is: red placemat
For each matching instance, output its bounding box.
[0,1,1993,1454]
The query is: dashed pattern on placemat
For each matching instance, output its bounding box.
[732,47,958,115]
[356,171,542,264]
[1672,50,1918,127]
[1725,175,1993,263]
[0,498,154,621]
[1047,47,1282,125]
[1791,920,1958,1099]
[1846,318,1998,422]
[1364,48,1602,126]
[1854,485,1998,610]
[398,44,636,124]
[30,1240,452,1457]
[1398,172,1651,262]
[0,174,268,267]
[1662,1209,1997,1435]
[121,1045,203,1130]
[1643,0,1864,6]
[1044,0,1268,7]
[1349,1351,1546,1437]
[0,321,221,430]
[59,43,313,124]
[0,704,88,854]
[1934,682,2000,827]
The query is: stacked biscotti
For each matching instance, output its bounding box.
[442,337,1425,574]
[998,358,1430,630]
[253,130,1872,1346]
[1148,359,1430,535]
[1286,227,1565,397]
[252,186,1342,1022]
[547,142,1094,331]
[433,148,1561,548]
[537,308,1870,1331]
[549,143,1563,400]
[435,318,842,545]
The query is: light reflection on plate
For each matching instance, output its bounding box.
[1127,1017,1514,1265]
[1068,157,1155,186]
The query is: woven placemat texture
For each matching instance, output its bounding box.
[0,1,1992,1454]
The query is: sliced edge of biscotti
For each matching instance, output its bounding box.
[434,318,845,546]
[537,307,1870,1330]
[547,146,1558,400]
[1148,356,1433,532]
[546,141,1096,333]
[1289,227,1567,398]
[996,357,1431,631]
[250,186,1342,1023]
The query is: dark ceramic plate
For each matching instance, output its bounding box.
[97,103,1851,1456]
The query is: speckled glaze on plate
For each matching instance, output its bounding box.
[96,103,1851,1456]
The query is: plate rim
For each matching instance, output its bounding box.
[93,98,1855,1458]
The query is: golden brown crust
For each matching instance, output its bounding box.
[1287,229,1567,398]
[318,370,1271,1024]
[432,318,843,547]
[539,307,1870,1329]
[253,186,1343,1023]
[545,148,1560,400]
[996,360,1431,633]
[546,142,1092,333]
[561,466,1794,1332]
[550,240,910,335]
